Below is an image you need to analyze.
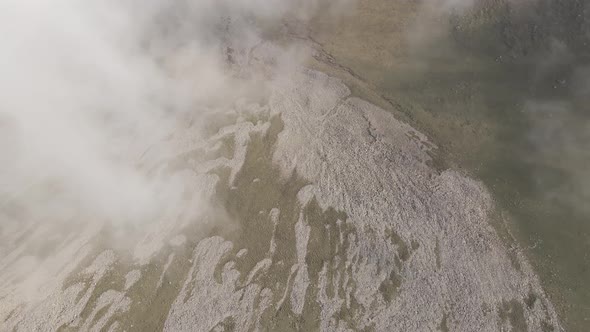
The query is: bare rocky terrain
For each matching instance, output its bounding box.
[0,36,563,332]
[2,0,588,331]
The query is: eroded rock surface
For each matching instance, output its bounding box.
[0,47,562,331]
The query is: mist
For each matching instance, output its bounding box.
[1,1,588,330]
[0,0,353,229]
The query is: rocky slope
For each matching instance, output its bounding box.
[0,35,563,331]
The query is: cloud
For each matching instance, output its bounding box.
[0,0,354,226]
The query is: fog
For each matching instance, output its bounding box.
[0,0,353,228]
[0,0,589,330]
